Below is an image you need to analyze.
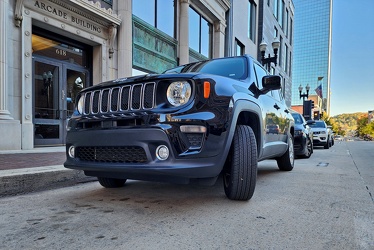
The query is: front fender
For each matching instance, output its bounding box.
[220,98,264,164]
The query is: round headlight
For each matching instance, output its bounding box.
[77,95,84,114]
[166,81,191,107]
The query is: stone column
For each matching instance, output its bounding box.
[0,0,21,150]
[213,20,226,59]
[179,0,189,65]
[117,0,132,77]
[0,0,12,120]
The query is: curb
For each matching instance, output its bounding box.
[0,165,96,197]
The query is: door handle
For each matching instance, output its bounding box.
[273,104,280,110]
[284,109,289,113]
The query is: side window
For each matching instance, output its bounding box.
[272,90,281,101]
[253,63,267,90]
[271,76,284,101]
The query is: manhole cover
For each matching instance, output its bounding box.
[317,162,329,167]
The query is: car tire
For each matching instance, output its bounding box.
[98,177,127,188]
[223,125,257,201]
[302,137,313,158]
[276,135,294,171]
[324,137,330,149]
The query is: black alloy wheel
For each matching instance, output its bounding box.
[276,135,294,171]
[303,138,313,158]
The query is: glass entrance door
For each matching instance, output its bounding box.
[34,59,63,145]
[33,57,89,146]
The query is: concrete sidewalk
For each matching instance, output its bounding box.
[0,147,95,196]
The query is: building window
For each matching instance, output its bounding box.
[290,18,293,45]
[285,9,289,37]
[101,0,112,5]
[289,51,292,75]
[248,1,256,42]
[92,0,112,8]
[235,39,245,56]
[279,36,283,67]
[274,27,278,38]
[278,0,284,28]
[273,0,279,19]
[189,7,212,58]
[284,44,288,73]
[133,0,175,38]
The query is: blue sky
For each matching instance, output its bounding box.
[330,0,374,116]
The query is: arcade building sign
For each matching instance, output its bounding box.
[33,0,102,34]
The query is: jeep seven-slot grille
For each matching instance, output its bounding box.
[82,82,155,115]
[76,146,148,163]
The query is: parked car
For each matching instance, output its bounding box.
[291,110,314,158]
[64,55,295,201]
[334,135,343,141]
[309,120,331,149]
[266,124,280,134]
[327,126,334,146]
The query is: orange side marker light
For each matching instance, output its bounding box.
[204,81,210,99]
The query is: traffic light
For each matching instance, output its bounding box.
[311,101,314,109]
[314,111,320,120]
[303,100,312,120]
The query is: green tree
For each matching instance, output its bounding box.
[356,114,374,139]
[320,111,339,133]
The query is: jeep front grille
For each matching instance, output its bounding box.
[76,146,148,163]
[82,82,156,115]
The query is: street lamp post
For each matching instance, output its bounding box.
[298,84,310,101]
[259,38,281,72]
[299,84,311,119]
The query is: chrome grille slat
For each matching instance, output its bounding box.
[82,82,155,116]
[101,89,110,112]
[110,88,120,112]
[121,86,130,111]
[132,84,142,110]
[92,91,100,114]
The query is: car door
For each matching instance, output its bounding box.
[271,88,290,144]
[253,63,282,156]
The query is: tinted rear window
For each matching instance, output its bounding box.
[310,121,326,128]
[291,113,303,124]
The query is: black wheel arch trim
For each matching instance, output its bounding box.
[220,99,263,165]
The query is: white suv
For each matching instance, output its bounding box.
[309,120,331,149]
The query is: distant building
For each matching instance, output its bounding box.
[226,0,259,58]
[257,0,295,107]
[291,0,333,115]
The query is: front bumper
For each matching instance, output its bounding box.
[293,134,307,155]
[313,136,327,145]
[64,125,229,183]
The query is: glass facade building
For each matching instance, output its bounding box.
[291,0,333,114]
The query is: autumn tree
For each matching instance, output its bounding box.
[356,114,374,139]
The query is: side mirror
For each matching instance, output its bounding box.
[306,120,315,125]
[262,75,281,91]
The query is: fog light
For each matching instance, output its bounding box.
[180,125,207,133]
[156,145,169,161]
[68,146,75,158]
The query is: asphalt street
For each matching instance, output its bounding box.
[0,140,373,249]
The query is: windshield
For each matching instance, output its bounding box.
[310,121,326,128]
[164,57,247,80]
[291,113,303,124]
